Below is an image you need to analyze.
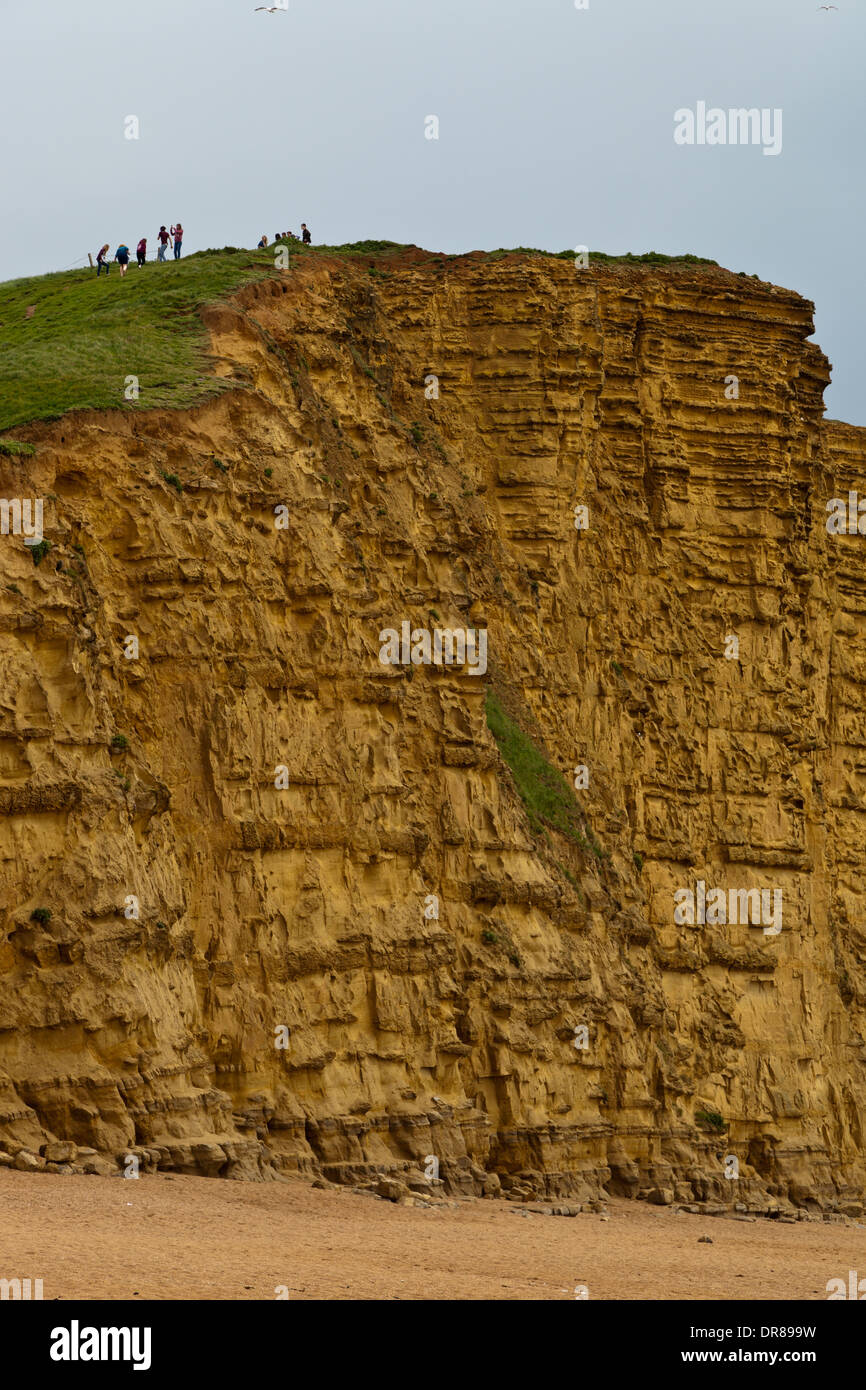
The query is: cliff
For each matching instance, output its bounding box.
[1,246,865,1214]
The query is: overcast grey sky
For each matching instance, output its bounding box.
[3,0,863,421]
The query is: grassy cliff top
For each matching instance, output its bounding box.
[0,240,719,437]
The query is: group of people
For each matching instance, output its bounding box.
[95,224,183,277]
[257,224,311,248]
[94,219,313,279]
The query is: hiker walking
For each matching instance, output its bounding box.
[115,242,130,277]
[157,225,170,261]
[301,223,311,244]
[171,222,183,259]
[136,237,147,268]
[96,244,110,277]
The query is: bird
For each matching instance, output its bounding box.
[254,6,285,11]
[817,5,838,9]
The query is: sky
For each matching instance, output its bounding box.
[2,0,863,422]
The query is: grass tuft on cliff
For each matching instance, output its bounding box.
[488,247,718,266]
[486,691,591,851]
[694,1108,728,1134]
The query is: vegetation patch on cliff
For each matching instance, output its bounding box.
[485,690,600,857]
[487,247,718,266]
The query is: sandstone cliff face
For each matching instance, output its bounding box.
[2,250,865,1212]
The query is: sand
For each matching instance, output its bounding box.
[0,1169,859,1301]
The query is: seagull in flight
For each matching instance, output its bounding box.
[817,5,838,9]
[255,5,285,11]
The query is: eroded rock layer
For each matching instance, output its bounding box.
[1,251,865,1212]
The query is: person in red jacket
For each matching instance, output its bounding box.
[157,225,170,262]
[136,238,147,268]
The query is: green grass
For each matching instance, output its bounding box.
[555,859,579,890]
[486,691,590,850]
[488,247,718,266]
[313,239,408,256]
[0,247,286,432]
[695,1108,728,1134]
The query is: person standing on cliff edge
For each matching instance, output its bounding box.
[171,222,184,259]
[301,223,311,244]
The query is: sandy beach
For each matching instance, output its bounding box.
[0,1170,860,1302]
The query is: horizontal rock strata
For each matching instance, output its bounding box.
[1,251,865,1214]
